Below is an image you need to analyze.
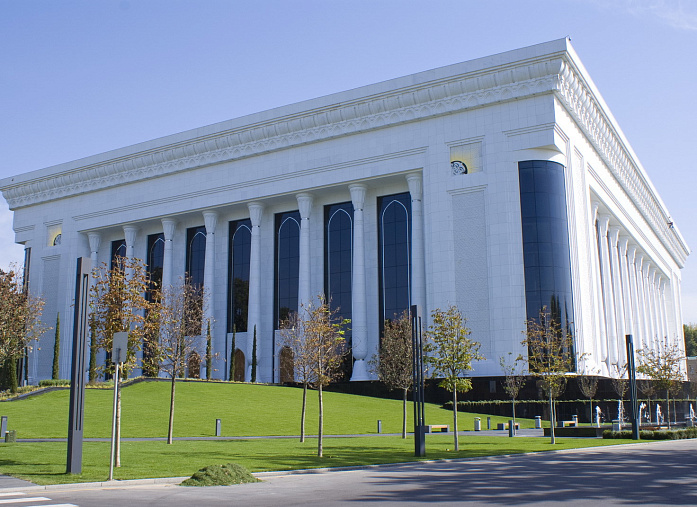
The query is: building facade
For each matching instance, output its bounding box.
[1,39,689,383]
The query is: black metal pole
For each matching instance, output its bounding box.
[411,305,425,457]
[625,334,640,440]
[67,257,91,474]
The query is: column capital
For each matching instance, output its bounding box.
[591,201,600,221]
[627,244,637,263]
[618,236,629,255]
[349,183,367,210]
[406,172,422,200]
[203,210,218,233]
[123,226,138,247]
[161,219,177,240]
[608,226,620,246]
[597,214,610,234]
[248,202,264,227]
[87,232,101,254]
[296,193,314,219]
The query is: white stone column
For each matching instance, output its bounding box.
[88,232,101,267]
[597,216,616,369]
[660,278,670,343]
[296,193,313,313]
[656,275,666,342]
[627,245,640,345]
[161,219,176,291]
[246,202,264,382]
[123,226,138,280]
[202,211,218,336]
[647,267,658,349]
[590,204,607,373]
[637,255,650,350]
[618,236,631,365]
[349,184,369,381]
[406,173,426,314]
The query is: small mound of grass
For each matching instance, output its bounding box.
[180,463,260,487]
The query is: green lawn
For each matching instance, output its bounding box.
[0,435,636,485]
[0,380,631,486]
[0,380,537,438]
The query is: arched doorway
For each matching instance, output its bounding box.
[233,349,245,382]
[280,346,294,383]
[187,351,201,379]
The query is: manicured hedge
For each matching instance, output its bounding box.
[603,427,697,440]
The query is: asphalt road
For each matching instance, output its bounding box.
[5,439,697,506]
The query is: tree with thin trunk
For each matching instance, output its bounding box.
[304,296,347,457]
[577,374,599,426]
[522,306,575,444]
[280,312,314,442]
[229,325,236,381]
[369,310,412,438]
[610,363,628,424]
[89,256,152,465]
[143,278,204,444]
[251,325,257,383]
[0,267,46,392]
[424,305,484,452]
[205,321,212,380]
[637,336,685,428]
[499,352,526,432]
[52,313,60,380]
[637,379,656,423]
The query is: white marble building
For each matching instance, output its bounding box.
[1,38,689,383]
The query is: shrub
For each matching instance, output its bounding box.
[603,427,697,440]
[38,379,71,387]
[180,463,260,487]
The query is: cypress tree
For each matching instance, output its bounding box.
[52,313,60,380]
[206,321,212,380]
[251,325,257,383]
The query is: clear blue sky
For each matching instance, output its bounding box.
[1,0,696,323]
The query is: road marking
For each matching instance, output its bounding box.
[0,494,24,498]
[0,498,50,504]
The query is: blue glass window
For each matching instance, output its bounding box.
[146,233,164,292]
[324,202,353,331]
[275,211,300,329]
[378,192,411,328]
[111,239,126,270]
[518,160,574,343]
[228,219,252,333]
[186,226,206,289]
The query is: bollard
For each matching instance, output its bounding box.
[487,417,491,430]
[508,419,514,437]
[377,420,382,433]
[0,416,6,438]
[5,430,16,443]
[535,416,542,429]
[474,417,481,431]
[215,419,221,437]
[572,414,578,425]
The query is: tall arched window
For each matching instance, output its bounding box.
[111,239,126,270]
[378,192,411,329]
[275,211,300,328]
[325,202,353,328]
[228,219,252,333]
[186,226,206,289]
[147,233,164,296]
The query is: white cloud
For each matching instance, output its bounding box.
[0,199,25,269]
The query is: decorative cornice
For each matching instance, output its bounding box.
[554,59,689,267]
[2,55,564,210]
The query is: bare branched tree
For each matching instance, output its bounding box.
[522,306,575,444]
[637,337,685,428]
[499,352,526,431]
[143,278,205,444]
[369,310,413,438]
[577,374,599,426]
[280,311,314,442]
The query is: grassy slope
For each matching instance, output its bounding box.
[0,436,634,485]
[0,381,537,438]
